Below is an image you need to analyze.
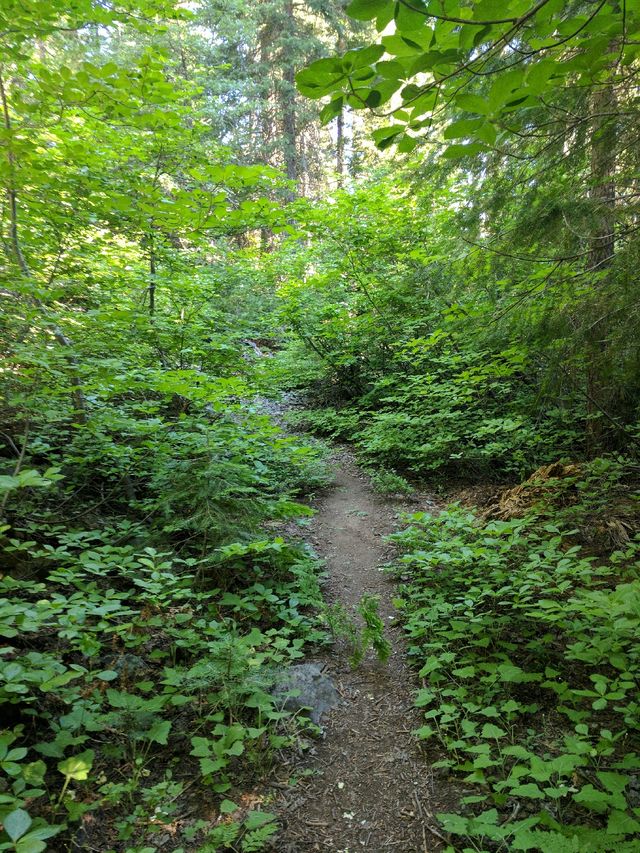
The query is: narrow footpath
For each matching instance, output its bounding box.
[272,450,450,852]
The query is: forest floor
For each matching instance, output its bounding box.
[270,448,454,852]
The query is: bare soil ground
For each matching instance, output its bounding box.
[270,449,451,852]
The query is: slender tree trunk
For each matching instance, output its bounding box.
[281,65,298,192]
[336,36,346,187]
[336,111,344,186]
[0,67,87,423]
[148,233,157,317]
[259,20,273,250]
[585,81,617,452]
[281,0,298,197]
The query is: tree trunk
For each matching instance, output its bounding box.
[336,111,344,186]
[0,68,87,424]
[585,81,617,453]
[148,233,157,317]
[281,0,298,197]
[259,19,274,249]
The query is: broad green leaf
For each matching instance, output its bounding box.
[346,0,392,21]
[147,720,171,745]
[395,2,430,35]
[607,809,640,836]
[481,723,507,739]
[437,812,468,835]
[343,45,385,69]
[455,93,492,115]
[509,783,545,799]
[57,750,94,782]
[4,809,31,842]
[244,811,276,830]
[381,35,425,57]
[442,142,487,159]
[444,118,483,140]
[94,670,118,681]
[296,59,345,98]
[371,126,404,145]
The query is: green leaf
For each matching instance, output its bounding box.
[244,811,276,830]
[220,799,239,814]
[443,142,487,159]
[397,135,418,153]
[57,750,94,782]
[147,720,171,745]
[225,740,244,757]
[607,809,640,836]
[597,771,629,795]
[94,670,118,681]
[40,669,84,691]
[319,97,343,125]
[190,737,211,758]
[296,59,344,98]
[365,90,382,108]
[414,725,437,739]
[344,45,385,69]
[573,784,613,813]
[15,836,47,853]
[437,812,468,834]
[346,0,392,21]
[487,68,525,111]
[481,723,507,739]
[381,35,425,57]
[395,1,430,34]
[444,118,483,140]
[455,93,492,115]
[3,809,31,842]
[510,783,545,799]
[372,126,404,145]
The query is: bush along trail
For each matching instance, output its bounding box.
[386,475,640,853]
[0,389,336,852]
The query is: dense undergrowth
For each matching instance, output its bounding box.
[1,381,333,852]
[387,459,640,852]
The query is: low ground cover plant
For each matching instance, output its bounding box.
[388,465,640,852]
[1,394,331,852]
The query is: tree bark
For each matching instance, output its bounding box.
[585,80,617,453]
[280,0,298,197]
[336,111,344,186]
[148,232,157,317]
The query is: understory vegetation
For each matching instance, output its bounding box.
[388,459,640,851]
[2,0,640,850]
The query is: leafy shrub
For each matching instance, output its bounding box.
[388,502,640,850]
[0,385,329,851]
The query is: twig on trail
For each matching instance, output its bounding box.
[413,792,433,853]
[424,820,449,844]
[504,800,521,824]
[414,792,449,845]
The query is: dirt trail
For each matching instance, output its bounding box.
[272,450,448,852]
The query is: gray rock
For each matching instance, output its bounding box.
[271,663,340,724]
[101,653,147,679]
